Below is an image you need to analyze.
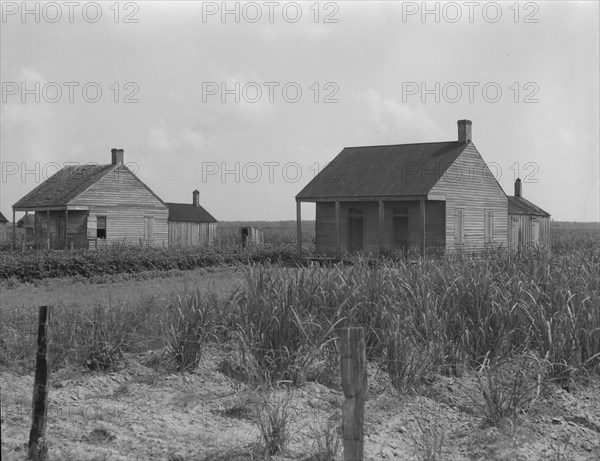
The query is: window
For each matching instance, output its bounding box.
[96,216,106,239]
[531,216,539,246]
[454,209,464,245]
[144,216,155,243]
[484,210,494,243]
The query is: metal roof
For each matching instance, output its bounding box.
[508,196,550,217]
[13,164,115,209]
[296,141,466,200]
[166,203,217,223]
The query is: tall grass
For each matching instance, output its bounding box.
[2,227,597,388]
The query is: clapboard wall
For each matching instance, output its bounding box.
[70,165,169,247]
[430,143,508,251]
[169,221,217,247]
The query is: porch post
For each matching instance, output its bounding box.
[34,212,38,248]
[46,210,50,249]
[335,201,341,258]
[420,199,426,257]
[378,200,384,256]
[12,208,16,250]
[296,200,302,258]
[65,209,69,249]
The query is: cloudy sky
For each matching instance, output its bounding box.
[1,1,598,222]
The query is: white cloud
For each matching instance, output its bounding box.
[355,90,444,143]
[148,121,207,152]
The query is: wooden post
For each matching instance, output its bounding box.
[420,199,426,257]
[296,201,302,257]
[28,306,52,461]
[340,327,366,461]
[65,209,69,249]
[335,201,341,258]
[378,200,384,256]
[34,212,38,248]
[12,208,16,250]
[46,210,50,250]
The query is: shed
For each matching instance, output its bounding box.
[240,227,264,247]
[296,120,548,257]
[508,179,551,251]
[167,190,217,247]
[12,149,169,249]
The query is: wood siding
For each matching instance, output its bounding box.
[70,166,169,247]
[168,221,217,247]
[508,214,551,251]
[430,143,508,251]
[316,200,445,256]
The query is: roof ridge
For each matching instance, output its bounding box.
[344,140,460,149]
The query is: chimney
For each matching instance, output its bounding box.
[457,120,472,144]
[193,189,200,207]
[111,148,124,165]
[515,178,522,198]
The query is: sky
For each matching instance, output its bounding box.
[1,0,599,222]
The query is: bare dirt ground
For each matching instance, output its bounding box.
[2,269,600,460]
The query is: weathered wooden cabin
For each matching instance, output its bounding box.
[508,178,551,251]
[296,120,548,257]
[166,190,217,247]
[12,149,169,249]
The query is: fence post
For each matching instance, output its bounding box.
[28,306,52,461]
[340,326,366,461]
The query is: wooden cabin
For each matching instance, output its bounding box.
[296,120,547,257]
[12,149,169,249]
[508,178,551,251]
[167,190,217,247]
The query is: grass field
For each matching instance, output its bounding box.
[1,222,599,460]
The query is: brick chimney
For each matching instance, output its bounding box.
[457,120,472,144]
[111,148,124,165]
[515,178,522,198]
[193,189,200,207]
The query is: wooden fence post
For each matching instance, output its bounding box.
[340,327,367,461]
[28,306,52,461]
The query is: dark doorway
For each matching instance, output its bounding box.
[392,208,408,255]
[57,217,66,249]
[348,208,364,253]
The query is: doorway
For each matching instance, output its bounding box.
[392,208,408,255]
[348,208,363,253]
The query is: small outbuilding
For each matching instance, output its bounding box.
[240,227,264,247]
[508,179,551,251]
[166,190,217,247]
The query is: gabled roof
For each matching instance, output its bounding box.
[0,212,8,223]
[508,196,550,217]
[296,141,466,200]
[13,164,115,209]
[166,203,217,223]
